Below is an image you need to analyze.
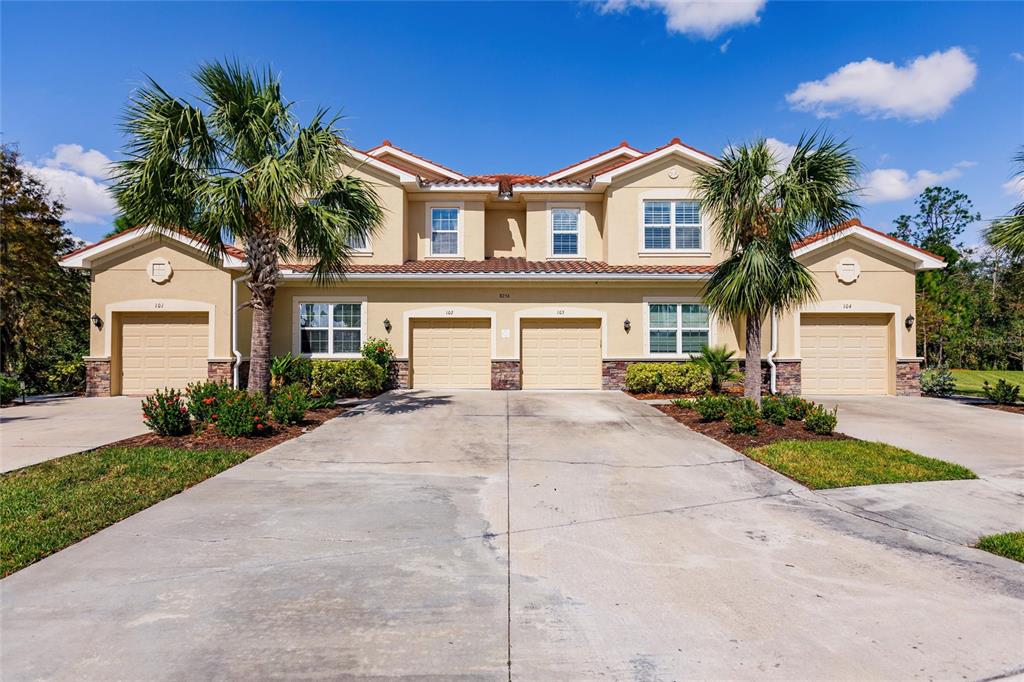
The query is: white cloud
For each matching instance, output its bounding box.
[598,0,766,39]
[21,145,116,224]
[765,137,796,168]
[1011,52,1024,62]
[860,161,973,204]
[1004,175,1024,199]
[719,37,732,53]
[786,47,977,120]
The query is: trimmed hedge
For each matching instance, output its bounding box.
[624,362,711,394]
[311,359,385,399]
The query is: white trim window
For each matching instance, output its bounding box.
[550,206,582,257]
[643,200,702,251]
[429,206,460,256]
[299,302,363,355]
[346,232,370,252]
[648,302,710,355]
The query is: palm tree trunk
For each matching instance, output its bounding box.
[245,227,279,396]
[745,313,763,404]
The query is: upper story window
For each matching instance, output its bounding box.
[298,301,363,356]
[430,206,460,256]
[346,232,370,252]
[550,206,582,257]
[648,302,710,355]
[643,200,702,251]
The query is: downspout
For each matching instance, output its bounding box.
[231,274,249,388]
[767,309,779,394]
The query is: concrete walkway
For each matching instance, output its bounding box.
[0,396,147,472]
[1,391,1022,680]
[812,395,1024,546]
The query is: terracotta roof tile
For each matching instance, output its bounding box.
[540,141,643,180]
[362,141,467,179]
[61,224,246,262]
[281,258,716,276]
[793,218,945,261]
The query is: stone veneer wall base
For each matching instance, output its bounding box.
[491,360,521,390]
[85,358,111,397]
[895,360,922,396]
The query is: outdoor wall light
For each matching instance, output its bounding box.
[624,318,631,333]
[91,313,103,330]
[383,318,392,333]
[904,314,915,330]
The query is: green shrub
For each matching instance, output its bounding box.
[804,404,839,435]
[0,376,20,405]
[216,389,269,437]
[671,398,695,410]
[361,337,395,369]
[692,395,731,422]
[308,395,336,410]
[921,365,956,396]
[270,352,312,388]
[185,380,230,425]
[780,394,812,420]
[624,362,710,394]
[46,358,85,393]
[141,388,191,436]
[271,383,310,425]
[311,359,385,399]
[983,379,1021,405]
[727,398,760,434]
[760,396,788,426]
[694,345,740,393]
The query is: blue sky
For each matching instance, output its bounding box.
[3,1,1022,245]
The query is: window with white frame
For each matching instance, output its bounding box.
[551,207,581,256]
[299,302,362,355]
[643,200,702,250]
[648,302,710,355]
[346,232,370,251]
[430,207,460,256]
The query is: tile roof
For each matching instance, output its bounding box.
[281,258,717,276]
[362,140,467,180]
[793,219,945,262]
[61,224,246,261]
[540,140,643,180]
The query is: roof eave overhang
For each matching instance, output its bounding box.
[541,146,645,182]
[365,145,469,181]
[592,144,719,187]
[59,225,246,270]
[791,225,946,271]
[278,271,711,281]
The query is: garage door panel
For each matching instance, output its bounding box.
[521,319,602,390]
[119,313,209,395]
[801,314,890,395]
[411,319,491,389]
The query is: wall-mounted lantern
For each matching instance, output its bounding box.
[91,313,103,330]
[383,318,392,333]
[623,318,631,333]
[905,314,915,330]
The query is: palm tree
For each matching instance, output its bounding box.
[986,147,1024,259]
[112,61,384,396]
[694,133,860,402]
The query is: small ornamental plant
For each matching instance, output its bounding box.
[804,404,839,435]
[216,389,270,437]
[780,394,812,421]
[726,398,760,435]
[692,395,731,422]
[920,365,956,397]
[760,396,788,426]
[141,388,191,436]
[982,378,1021,405]
[361,337,395,370]
[186,380,230,425]
[271,383,311,425]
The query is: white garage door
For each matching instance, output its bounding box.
[119,313,209,395]
[801,314,890,395]
[521,319,602,390]
[411,319,491,389]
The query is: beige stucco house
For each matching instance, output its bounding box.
[60,138,944,397]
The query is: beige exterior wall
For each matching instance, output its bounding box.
[483,206,526,258]
[779,238,919,361]
[339,163,408,265]
[87,239,236,366]
[407,196,486,261]
[524,199,604,261]
[604,156,727,266]
[269,281,739,361]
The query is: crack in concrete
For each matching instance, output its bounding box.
[793,489,962,546]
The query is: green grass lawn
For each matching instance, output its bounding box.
[976,531,1024,563]
[950,369,1024,399]
[0,446,250,577]
[745,439,977,489]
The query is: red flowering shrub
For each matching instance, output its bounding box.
[360,337,394,371]
[141,388,192,436]
[216,388,270,437]
[185,380,231,425]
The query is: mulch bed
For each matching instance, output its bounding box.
[111,407,346,455]
[655,404,850,451]
[628,387,743,401]
[977,403,1024,415]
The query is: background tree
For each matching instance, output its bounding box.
[890,186,980,265]
[105,214,138,237]
[986,147,1024,259]
[695,133,860,402]
[112,61,385,395]
[0,145,90,391]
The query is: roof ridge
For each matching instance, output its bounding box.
[364,140,467,179]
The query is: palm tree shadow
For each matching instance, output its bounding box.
[345,390,454,416]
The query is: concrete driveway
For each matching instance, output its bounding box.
[0,396,148,472]
[2,391,1022,680]
[812,395,1024,545]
